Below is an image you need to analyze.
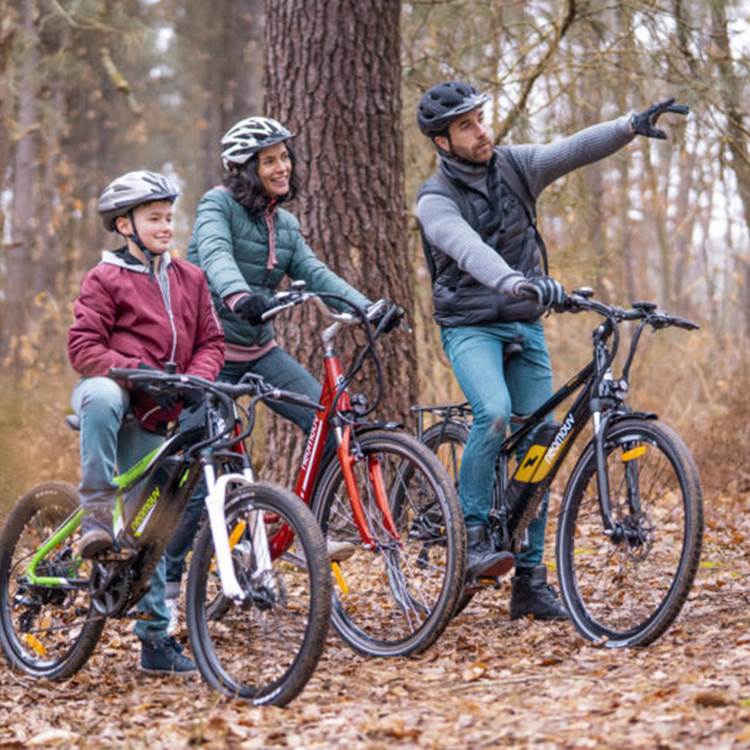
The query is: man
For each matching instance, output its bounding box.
[416,80,687,619]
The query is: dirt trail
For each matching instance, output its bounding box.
[1,502,748,749]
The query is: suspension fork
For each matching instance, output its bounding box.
[202,463,273,600]
[336,427,401,549]
[593,411,617,535]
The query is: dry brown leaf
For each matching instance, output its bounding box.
[694,690,733,708]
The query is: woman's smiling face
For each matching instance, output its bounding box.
[257,141,292,198]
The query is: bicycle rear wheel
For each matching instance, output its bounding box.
[0,482,105,679]
[314,430,465,657]
[186,483,330,706]
[556,418,703,647]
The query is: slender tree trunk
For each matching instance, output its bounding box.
[263,0,413,483]
[614,2,636,303]
[710,0,750,338]
[5,0,37,364]
[0,0,16,191]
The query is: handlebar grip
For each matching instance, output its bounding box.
[273,389,323,412]
[671,315,700,331]
[109,367,145,380]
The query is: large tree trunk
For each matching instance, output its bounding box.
[263,0,413,483]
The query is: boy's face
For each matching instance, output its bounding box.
[116,200,174,254]
[435,106,493,164]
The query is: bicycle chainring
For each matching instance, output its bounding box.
[89,561,133,617]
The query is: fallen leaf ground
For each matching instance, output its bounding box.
[2,494,749,749]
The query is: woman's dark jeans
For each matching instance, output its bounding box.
[164,346,325,595]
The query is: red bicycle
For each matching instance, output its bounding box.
[256,284,466,657]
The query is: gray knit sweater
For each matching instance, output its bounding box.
[416,115,636,295]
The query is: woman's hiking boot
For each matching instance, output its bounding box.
[509,564,568,620]
[465,525,514,581]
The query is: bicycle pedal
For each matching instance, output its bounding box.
[96,548,136,562]
[476,575,501,588]
[126,610,159,622]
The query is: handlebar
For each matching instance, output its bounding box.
[108,368,323,413]
[253,284,405,419]
[557,289,699,332]
[261,286,406,336]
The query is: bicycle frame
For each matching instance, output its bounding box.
[261,292,402,553]
[21,392,264,605]
[292,320,401,550]
[417,291,698,544]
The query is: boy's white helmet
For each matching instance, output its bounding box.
[97,170,179,232]
[220,116,294,169]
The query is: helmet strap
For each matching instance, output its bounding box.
[125,209,156,279]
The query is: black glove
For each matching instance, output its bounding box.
[516,276,565,310]
[368,300,404,334]
[630,98,689,139]
[135,364,173,409]
[234,293,274,325]
[176,384,204,410]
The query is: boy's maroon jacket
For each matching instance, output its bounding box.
[68,249,225,431]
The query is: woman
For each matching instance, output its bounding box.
[164,116,388,630]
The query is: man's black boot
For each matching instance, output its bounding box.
[465,525,514,581]
[510,564,568,621]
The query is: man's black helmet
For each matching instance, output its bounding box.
[417,80,491,137]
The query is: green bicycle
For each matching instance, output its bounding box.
[0,370,331,706]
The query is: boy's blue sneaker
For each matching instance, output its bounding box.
[140,636,197,676]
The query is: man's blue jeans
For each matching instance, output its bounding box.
[164,346,325,594]
[440,320,553,568]
[72,377,170,641]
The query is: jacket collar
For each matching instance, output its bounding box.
[101,247,173,274]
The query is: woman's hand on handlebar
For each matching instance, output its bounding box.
[234,292,275,325]
[367,299,405,334]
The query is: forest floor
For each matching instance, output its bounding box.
[1,491,749,750]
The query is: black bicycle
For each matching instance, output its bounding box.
[0,370,331,705]
[413,288,703,648]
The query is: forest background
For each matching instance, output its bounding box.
[0,0,749,507]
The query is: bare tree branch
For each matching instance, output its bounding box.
[494,0,577,142]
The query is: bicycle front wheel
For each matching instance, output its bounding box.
[0,482,104,679]
[314,430,465,657]
[556,418,703,647]
[186,483,331,706]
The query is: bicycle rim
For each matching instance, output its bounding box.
[315,431,465,657]
[187,484,330,706]
[0,483,104,679]
[557,419,703,647]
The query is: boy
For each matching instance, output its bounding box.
[67,170,224,673]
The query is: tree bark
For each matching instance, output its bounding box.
[709,0,750,337]
[5,0,38,364]
[263,0,413,482]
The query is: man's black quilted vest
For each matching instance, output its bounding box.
[418,147,546,327]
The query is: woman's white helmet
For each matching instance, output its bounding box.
[97,170,179,232]
[220,116,294,170]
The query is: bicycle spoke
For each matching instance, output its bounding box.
[559,422,701,645]
[317,431,463,657]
